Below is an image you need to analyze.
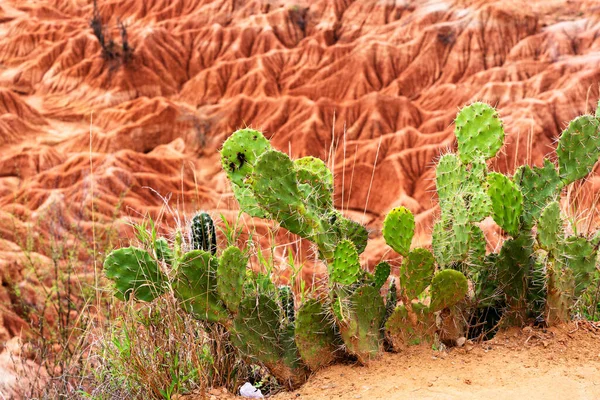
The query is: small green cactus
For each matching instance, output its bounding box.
[173,250,229,323]
[538,201,563,251]
[371,261,391,290]
[556,115,600,186]
[429,269,469,312]
[382,206,415,256]
[399,248,435,300]
[104,246,167,302]
[514,160,560,229]
[329,239,361,285]
[295,299,340,371]
[216,246,247,313]
[221,128,272,218]
[190,212,217,255]
[486,172,523,236]
[454,102,504,163]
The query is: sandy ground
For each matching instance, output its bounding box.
[189,322,600,400]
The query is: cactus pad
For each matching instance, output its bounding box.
[338,285,386,363]
[538,201,563,251]
[486,172,523,236]
[435,153,465,205]
[399,248,435,300]
[454,102,504,163]
[173,250,228,323]
[217,246,247,313]
[385,303,434,349]
[295,156,334,211]
[295,299,339,371]
[104,246,167,302]
[330,239,361,285]
[371,261,391,290]
[154,237,174,264]
[560,236,597,296]
[556,115,600,185]
[514,160,561,229]
[429,269,469,312]
[382,206,415,256]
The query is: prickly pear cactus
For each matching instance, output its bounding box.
[231,294,308,389]
[329,239,361,285]
[173,250,229,323]
[429,269,469,312]
[221,128,272,218]
[295,299,339,371]
[190,212,217,255]
[538,201,563,251]
[337,285,386,363]
[295,156,334,211]
[371,261,391,290]
[217,246,247,313]
[104,246,167,302]
[382,206,415,256]
[399,248,435,300]
[486,172,523,236]
[153,237,174,264]
[278,285,295,324]
[454,102,504,163]
[556,115,600,186]
[385,303,435,348]
[330,211,369,255]
[435,153,466,206]
[514,160,561,229]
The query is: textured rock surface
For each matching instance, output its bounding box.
[0,0,599,358]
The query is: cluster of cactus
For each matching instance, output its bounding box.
[104,212,308,389]
[383,207,469,349]
[220,128,368,261]
[432,101,600,326]
[104,101,600,392]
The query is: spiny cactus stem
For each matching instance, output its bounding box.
[400,293,418,327]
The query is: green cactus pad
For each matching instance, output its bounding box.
[371,262,391,290]
[384,303,434,349]
[496,233,534,322]
[556,115,600,185]
[468,225,487,269]
[435,153,465,205]
[338,285,386,363]
[432,221,451,266]
[468,190,492,222]
[221,128,272,218]
[231,294,308,389]
[295,299,339,371]
[430,269,468,312]
[294,156,334,211]
[454,102,504,163]
[330,239,361,285]
[514,160,561,229]
[173,250,228,323]
[382,206,415,256]
[217,246,247,313]
[104,246,167,302]
[399,248,435,300]
[538,201,564,251]
[251,150,314,236]
[560,236,597,296]
[190,212,217,255]
[486,172,523,236]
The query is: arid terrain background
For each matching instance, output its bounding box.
[0,0,600,397]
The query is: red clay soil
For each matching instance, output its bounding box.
[184,323,600,400]
[0,0,600,388]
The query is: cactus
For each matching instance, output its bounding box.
[153,237,174,264]
[217,246,247,313]
[231,294,308,389]
[382,206,415,256]
[371,261,391,290]
[104,246,167,302]
[454,102,504,163]
[221,128,272,218]
[514,160,561,229]
[538,201,563,251]
[556,115,600,186]
[384,279,398,323]
[330,211,369,255]
[294,299,340,371]
[190,212,217,255]
[329,239,361,285]
[486,172,523,236]
[429,269,469,311]
[399,248,435,300]
[337,285,386,363]
[173,250,229,323]
[295,156,334,211]
[435,153,466,208]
